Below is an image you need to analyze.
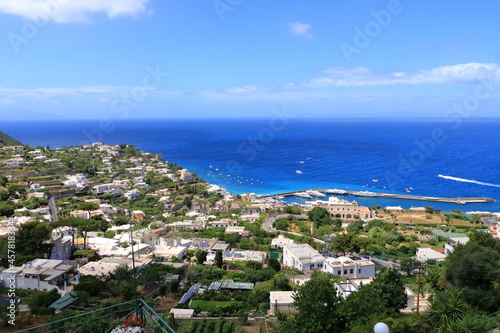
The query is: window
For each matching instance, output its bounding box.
[350,269,353,274]
[337,270,341,275]
[344,269,347,274]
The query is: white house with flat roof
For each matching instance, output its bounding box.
[1,259,72,294]
[416,247,446,263]
[271,234,295,249]
[283,243,325,271]
[444,237,469,256]
[269,291,296,316]
[322,256,375,279]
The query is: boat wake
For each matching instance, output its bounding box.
[438,174,500,188]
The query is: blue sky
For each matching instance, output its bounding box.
[0,0,499,119]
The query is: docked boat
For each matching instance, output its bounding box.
[306,190,326,197]
[294,192,312,198]
[352,190,377,197]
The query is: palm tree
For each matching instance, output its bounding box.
[428,287,491,333]
[428,287,469,330]
[448,312,491,333]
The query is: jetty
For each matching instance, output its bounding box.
[261,189,494,205]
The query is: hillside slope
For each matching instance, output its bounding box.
[0,131,23,146]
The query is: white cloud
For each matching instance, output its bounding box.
[0,0,151,23]
[225,85,261,93]
[294,63,500,88]
[287,21,313,38]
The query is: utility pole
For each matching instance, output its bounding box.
[416,261,421,314]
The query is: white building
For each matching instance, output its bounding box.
[50,236,72,261]
[70,210,90,219]
[271,235,295,249]
[307,196,371,221]
[322,256,375,279]
[2,146,24,152]
[224,226,251,237]
[444,237,469,256]
[92,183,114,195]
[63,174,88,188]
[152,246,187,260]
[283,243,325,271]
[28,149,43,156]
[416,247,446,263]
[269,291,296,316]
[1,259,72,293]
[208,219,238,228]
[385,206,404,212]
[124,189,141,200]
[168,220,205,231]
[179,169,193,181]
[223,249,268,264]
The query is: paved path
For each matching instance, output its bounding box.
[48,196,58,222]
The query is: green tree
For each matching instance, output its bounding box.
[246,261,263,270]
[0,189,9,201]
[283,206,301,214]
[331,233,359,255]
[138,264,174,285]
[195,250,208,265]
[355,236,376,253]
[286,272,343,333]
[308,207,333,229]
[427,287,491,333]
[273,218,290,231]
[346,219,364,235]
[268,257,281,272]
[73,275,107,296]
[16,221,52,262]
[0,203,14,217]
[425,206,435,214]
[26,289,60,315]
[214,250,223,268]
[272,273,291,291]
[78,202,99,211]
[113,215,129,226]
[444,232,500,313]
[111,265,133,281]
[340,269,407,330]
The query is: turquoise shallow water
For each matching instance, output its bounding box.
[3,118,500,211]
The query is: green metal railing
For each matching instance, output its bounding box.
[14,298,175,333]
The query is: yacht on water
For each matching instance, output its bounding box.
[296,170,303,174]
[294,192,312,198]
[306,190,326,197]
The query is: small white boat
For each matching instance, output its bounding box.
[296,170,303,174]
[372,179,379,182]
[307,190,326,197]
[299,161,305,164]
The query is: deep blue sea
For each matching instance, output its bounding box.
[3,118,500,212]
